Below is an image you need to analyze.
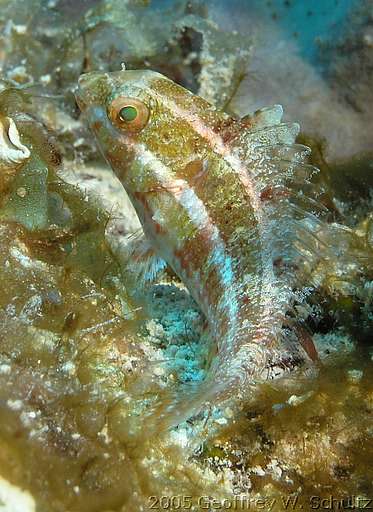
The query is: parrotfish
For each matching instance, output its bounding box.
[76,69,320,427]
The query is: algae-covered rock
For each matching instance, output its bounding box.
[0,78,224,510]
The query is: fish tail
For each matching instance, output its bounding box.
[139,377,232,436]
[157,385,215,431]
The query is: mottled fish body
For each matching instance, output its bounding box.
[76,70,318,426]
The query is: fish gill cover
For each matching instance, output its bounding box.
[0,0,372,511]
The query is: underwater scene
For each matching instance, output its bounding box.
[0,0,372,510]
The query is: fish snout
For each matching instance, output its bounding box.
[78,71,102,91]
[76,71,110,111]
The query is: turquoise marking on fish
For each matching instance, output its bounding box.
[76,69,319,429]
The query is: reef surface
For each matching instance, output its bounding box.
[0,1,372,511]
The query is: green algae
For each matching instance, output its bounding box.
[1,157,49,230]
[0,218,220,510]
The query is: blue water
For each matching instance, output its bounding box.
[201,0,361,64]
[258,0,360,62]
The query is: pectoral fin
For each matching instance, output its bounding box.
[120,229,167,286]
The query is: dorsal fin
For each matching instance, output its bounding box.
[244,121,300,147]
[257,143,311,162]
[241,104,284,129]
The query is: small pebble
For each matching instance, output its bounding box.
[287,391,313,406]
[153,366,165,376]
[0,364,11,375]
[251,465,265,476]
[16,187,27,198]
[7,399,23,411]
[214,417,228,425]
[224,407,233,418]
[347,369,363,383]
[272,403,286,413]
[363,32,373,47]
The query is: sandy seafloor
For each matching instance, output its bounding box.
[0,0,373,510]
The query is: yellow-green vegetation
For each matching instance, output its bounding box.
[0,84,224,511]
[0,82,372,512]
[295,133,373,342]
[195,348,373,510]
[0,1,372,510]
[0,219,223,511]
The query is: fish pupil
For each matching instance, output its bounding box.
[119,105,138,122]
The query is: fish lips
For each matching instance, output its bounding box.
[76,72,105,110]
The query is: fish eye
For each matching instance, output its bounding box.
[108,96,149,132]
[119,105,138,122]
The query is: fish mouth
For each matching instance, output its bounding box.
[75,88,87,112]
[75,72,106,112]
[77,71,102,91]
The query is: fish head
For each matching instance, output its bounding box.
[76,70,155,175]
[76,69,218,184]
[76,69,186,180]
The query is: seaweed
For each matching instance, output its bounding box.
[0,1,372,510]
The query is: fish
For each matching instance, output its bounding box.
[76,69,321,429]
